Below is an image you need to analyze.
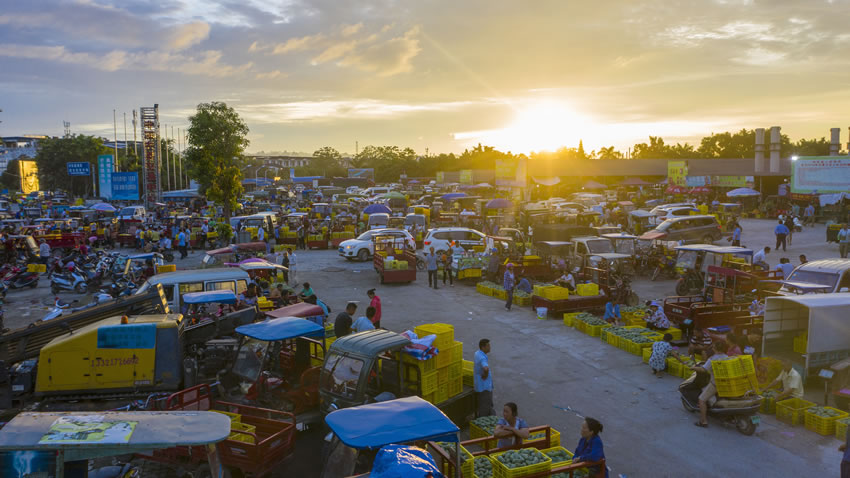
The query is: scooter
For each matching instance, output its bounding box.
[651,252,677,281]
[50,267,89,294]
[679,371,762,436]
[4,267,39,289]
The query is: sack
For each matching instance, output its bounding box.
[371,445,442,478]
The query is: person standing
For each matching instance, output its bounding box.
[426,246,439,289]
[367,289,382,328]
[731,221,742,247]
[774,220,789,252]
[442,249,454,287]
[572,418,608,478]
[200,221,209,249]
[334,302,356,338]
[503,263,515,311]
[288,248,297,282]
[839,224,850,259]
[474,339,494,418]
[784,214,795,246]
[38,239,51,264]
[804,203,816,227]
[281,251,290,283]
[177,228,188,259]
[791,202,800,218]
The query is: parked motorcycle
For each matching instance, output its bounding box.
[675,270,703,296]
[679,370,761,436]
[651,252,677,281]
[3,267,39,289]
[50,267,89,294]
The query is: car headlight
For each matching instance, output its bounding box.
[345,245,353,249]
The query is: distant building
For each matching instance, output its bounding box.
[0,135,47,172]
[248,155,312,168]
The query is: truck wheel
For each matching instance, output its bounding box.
[357,249,369,261]
[736,416,756,436]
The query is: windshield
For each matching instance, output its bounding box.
[614,240,635,255]
[676,250,698,270]
[369,215,388,226]
[586,240,614,254]
[404,216,425,227]
[784,270,839,289]
[232,337,270,382]
[356,231,374,241]
[118,207,136,217]
[321,352,364,399]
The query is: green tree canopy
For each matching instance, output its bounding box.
[34,134,110,196]
[184,101,249,219]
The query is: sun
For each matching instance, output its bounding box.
[497,100,588,153]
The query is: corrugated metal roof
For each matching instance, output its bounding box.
[330,329,410,357]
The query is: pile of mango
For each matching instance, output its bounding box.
[472,415,499,435]
[808,406,843,418]
[435,442,470,465]
[543,448,572,464]
[575,314,607,327]
[496,448,547,469]
[473,456,494,478]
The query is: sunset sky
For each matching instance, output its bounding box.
[1,0,849,155]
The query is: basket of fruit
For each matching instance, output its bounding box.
[492,448,551,478]
[473,455,495,478]
[804,406,849,436]
[835,417,850,441]
[434,441,473,477]
[469,416,499,449]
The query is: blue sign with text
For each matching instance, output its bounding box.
[112,172,139,200]
[67,162,90,176]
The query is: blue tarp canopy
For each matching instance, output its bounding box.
[363,204,391,215]
[236,317,324,341]
[183,290,238,305]
[726,187,760,197]
[441,192,466,201]
[325,396,459,449]
[486,198,511,209]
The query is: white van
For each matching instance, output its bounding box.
[135,268,250,311]
[118,205,146,221]
[367,213,390,230]
[363,187,392,197]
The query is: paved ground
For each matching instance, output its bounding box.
[3,218,845,477]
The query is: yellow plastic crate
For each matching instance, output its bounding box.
[642,347,652,364]
[27,263,47,273]
[805,407,849,436]
[711,355,756,379]
[563,313,579,327]
[523,428,561,447]
[415,323,454,350]
[452,341,463,363]
[436,342,459,368]
[543,286,570,301]
[459,268,482,279]
[574,320,586,333]
[626,339,654,356]
[401,353,437,374]
[575,283,599,296]
[156,264,177,273]
[469,421,497,449]
[437,367,449,383]
[665,327,682,341]
[447,377,463,398]
[477,283,493,296]
[462,360,474,387]
[533,284,553,297]
[228,422,256,444]
[715,374,760,398]
[493,289,507,300]
[585,323,610,337]
[540,446,573,466]
[435,383,448,404]
[448,361,463,381]
[471,456,494,478]
[666,356,682,376]
[491,448,551,478]
[835,417,850,441]
[423,392,437,404]
[776,398,816,426]
[213,410,241,424]
[420,370,438,395]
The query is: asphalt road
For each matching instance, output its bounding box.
[3,218,845,477]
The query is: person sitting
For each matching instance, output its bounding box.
[725,332,743,356]
[765,360,804,400]
[238,284,259,308]
[688,326,713,358]
[693,341,729,428]
[493,402,530,448]
[352,306,377,333]
[753,246,770,271]
[556,268,576,291]
[776,257,794,280]
[299,282,315,300]
[645,301,670,331]
[573,417,607,478]
[516,276,533,295]
[269,283,285,307]
[603,298,621,325]
[649,333,682,378]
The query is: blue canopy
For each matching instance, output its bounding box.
[325,396,459,449]
[236,317,324,341]
[441,192,466,201]
[726,187,760,198]
[183,290,238,305]
[363,204,391,215]
[486,198,511,209]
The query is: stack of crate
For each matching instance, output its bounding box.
[415,323,464,404]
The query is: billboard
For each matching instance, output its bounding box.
[19,160,39,193]
[67,162,90,176]
[98,154,114,199]
[459,169,473,184]
[667,160,688,186]
[112,172,140,200]
[348,168,374,180]
[791,156,850,194]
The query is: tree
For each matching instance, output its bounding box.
[184,101,249,219]
[0,159,21,191]
[34,134,110,196]
[596,146,623,160]
[577,140,587,160]
[791,137,832,156]
[310,146,345,177]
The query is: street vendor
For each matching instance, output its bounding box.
[493,402,530,448]
[516,275,532,294]
[645,301,670,331]
[765,360,804,400]
[694,341,729,429]
[748,290,764,316]
[556,267,576,291]
[299,282,315,300]
[688,326,713,358]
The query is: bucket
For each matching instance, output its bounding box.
[536,307,548,320]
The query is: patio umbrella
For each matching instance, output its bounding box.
[91,203,116,212]
[486,198,512,209]
[689,186,711,194]
[441,192,467,201]
[383,191,406,200]
[665,185,687,194]
[363,204,391,214]
[726,187,760,198]
[581,180,607,190]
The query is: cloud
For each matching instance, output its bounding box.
[256,70,286,80]
[236,98,475,123]
[166,21,211,51]
[338,27,420,76]
[273,34,326,54]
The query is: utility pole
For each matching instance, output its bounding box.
[177,127,183,189]
[132,110,138,159]
[112,109,118,171]
[165,124,171,191]
[355,141,359,155]
[122,112,127,172]
[63,121,71,137]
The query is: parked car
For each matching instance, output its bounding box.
[640,215,723,245]
[778,259,850,295]
[339,228,415,261]
[422,227,486,255]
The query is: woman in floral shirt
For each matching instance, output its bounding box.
[649,333,682,378]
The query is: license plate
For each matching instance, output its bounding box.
[751,415,760,424]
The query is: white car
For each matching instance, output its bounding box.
[422,227,486,255]
[339,228,416,261]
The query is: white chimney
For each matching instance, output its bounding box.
[755,128,765,172]
[769,126,781,172]
[830,128,841,156]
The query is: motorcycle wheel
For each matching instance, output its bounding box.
[735,416,756,436]
[651,266,660,282]
[164,252,174,262]
[416,258,425,271]
[51,284,60,295]
[681,397,697,413]
[675,278,689,296]
[74,282,88,294]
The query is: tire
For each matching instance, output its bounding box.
[675,278,689,296]
[416,258,425,271]
[736,416,756,436]
[164,252,174,262]
[651,266,660,282]
[681,397,697,413]
[30,281,38,288]
[51,284,60,295]
[74,282,87,294]
[357,249,369,261]
[702,235,714,244]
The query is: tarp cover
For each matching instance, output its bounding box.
[266,302,325,318]
[182,290,238,305]
[235,317,324,341]
[764,293,850,354]
[371,445,442,478]
[325,396,459,449]
[364,204,392,214]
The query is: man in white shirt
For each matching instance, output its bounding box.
[753,246,770,271]
[200,222,209,249]
[39,239,51,263]
[766,360,804,400]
